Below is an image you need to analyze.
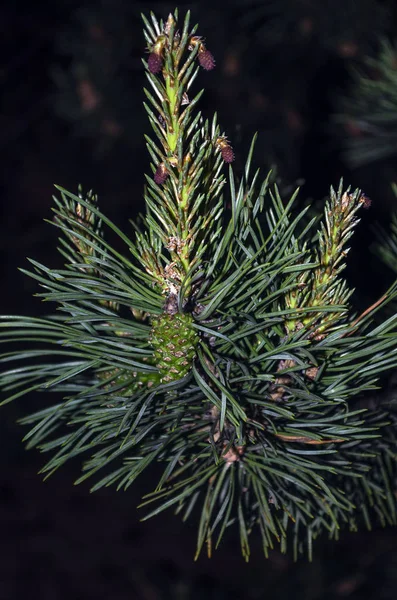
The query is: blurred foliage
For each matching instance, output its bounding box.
[335,38,397,168]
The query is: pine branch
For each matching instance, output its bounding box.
[2,9,397,562]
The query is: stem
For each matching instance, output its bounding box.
[142,12,225,303]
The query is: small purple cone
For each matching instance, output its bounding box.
[360,194,372,209]
[221,145,235,163]
[148,52,163,74]
[154,164,168,185]
[198,49,215,71]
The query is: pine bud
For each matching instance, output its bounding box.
[359,193,372,209]
[198,47,216,71]
[215,137,235,163]
[147,35,167,74]
[189,36,215,71]
[148,52,163,74]
[220,144,235,163]
[154,163,168,185]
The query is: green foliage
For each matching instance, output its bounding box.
[375,185,397,288]
[2,9,397,561]
[335,39,397,168]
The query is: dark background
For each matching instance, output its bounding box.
[2,1,397,598]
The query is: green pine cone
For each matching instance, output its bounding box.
[150,312,198,383]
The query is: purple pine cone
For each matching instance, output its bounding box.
[148,52,163,74]
[154,164,168,185]
[198,49,215,71]
[221,144,235,163]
